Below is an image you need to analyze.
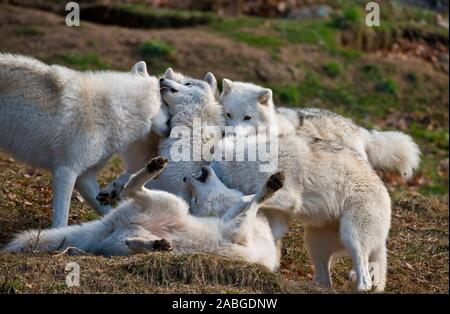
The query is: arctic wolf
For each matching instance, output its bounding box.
[220,79,420,180]
[99,71,224,204]
[0,54,168,227]
[152,74,223,202]
[211,133,392,292]
[97,68,223,204]
[4,156,284,271]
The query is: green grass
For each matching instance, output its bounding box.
[322,62,343,78]
[269,84,301,105]
[51,52,111,70]
[137,40,176,73]
[15,25,45,37]
[137,40,176,60]
[376,78,398,95]
[230,31,283,50]
[330,5,363,29]
[211,12,364,58]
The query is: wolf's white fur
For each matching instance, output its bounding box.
[3,157,283,271]
[144,75,224,202]
[211,134,392,292]
[220,79,421,180]
[0,54,168,227]
[98,69,223,204]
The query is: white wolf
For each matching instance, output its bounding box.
[0,54,168,227]
[3,156,285,271]
[219,79,421,180]
[97,68,223,204]
[98,71,224,204]
[211,132,392,292]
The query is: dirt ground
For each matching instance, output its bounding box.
[0,3,448,293]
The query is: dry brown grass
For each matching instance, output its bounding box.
[0,252,327,294]
[0,153,448,293]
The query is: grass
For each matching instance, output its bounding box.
[0,252,316,293]
[15,25,45,37]
[137,40,177,73]
[50,52,111,71]
[0,151,447,293]
[227,31,283,50]
[376,78,398,95]
[322,62,343,78]
[137,40,176,60]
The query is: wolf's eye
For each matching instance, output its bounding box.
[226,113,232,118]
[184,82,191,86]
[244,116,252,121]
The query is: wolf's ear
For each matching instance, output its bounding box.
[258,88,273,106]
[132,61,149,77]
[221,79,234,97]
[204,72,218,97]
[163,68,175,80]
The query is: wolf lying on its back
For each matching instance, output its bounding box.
[220,79,420,180]
[4,156,285,271]
[0,54,168,227]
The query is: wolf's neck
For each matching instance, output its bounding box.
[171,100,224,137]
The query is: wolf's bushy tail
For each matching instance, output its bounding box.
[360,128,421,180]
[2,220,105,253]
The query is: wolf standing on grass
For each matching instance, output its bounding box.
[0,54,168,227]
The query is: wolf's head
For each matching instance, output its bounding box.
[184,166,243,217]
[219,79,277,134]
[159,73,223,129]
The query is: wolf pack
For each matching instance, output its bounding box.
[0,53,421,292]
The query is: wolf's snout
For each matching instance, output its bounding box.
[159,77,165,83]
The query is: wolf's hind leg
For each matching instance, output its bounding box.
[230,172,285,222]
[230,172,285,245]
[340,215,372,292]
[52,167,78,227]
[76,170,111,216]
[369,245,387,292]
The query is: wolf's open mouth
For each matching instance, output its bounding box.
[193,167,209,183]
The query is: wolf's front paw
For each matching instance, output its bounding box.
[146,156,169,173]
[153,238,173,252]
